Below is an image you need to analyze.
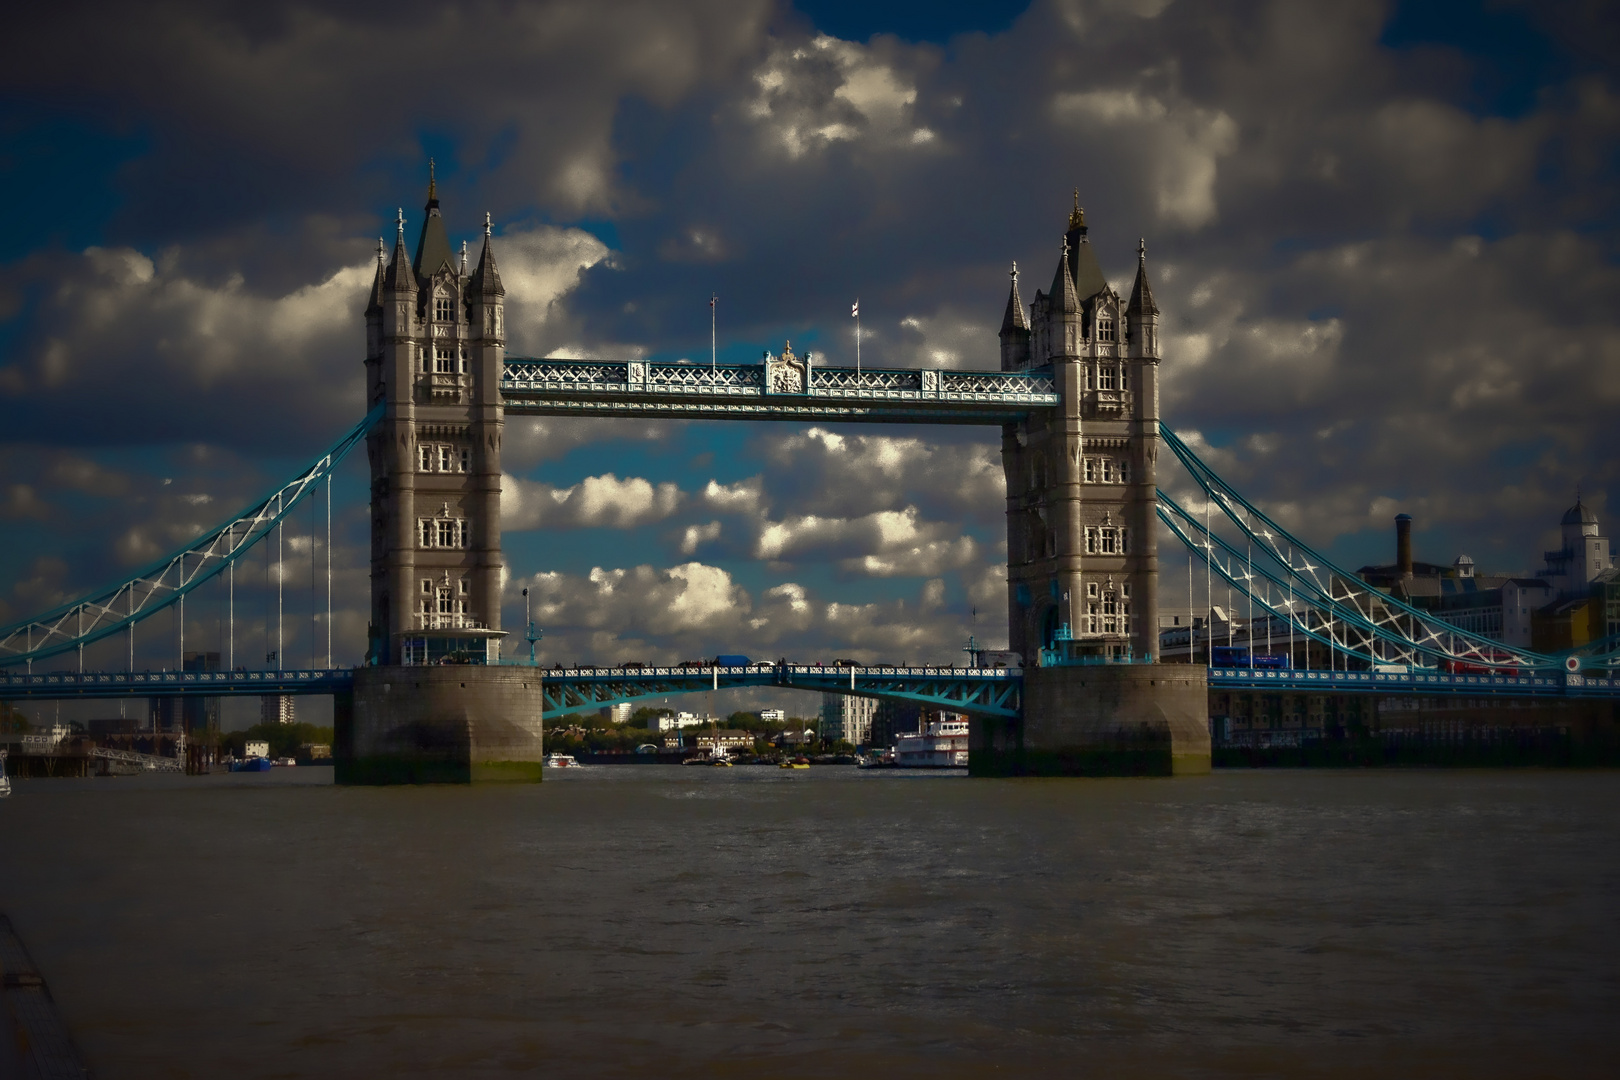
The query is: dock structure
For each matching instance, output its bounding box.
[0,914,94,1079]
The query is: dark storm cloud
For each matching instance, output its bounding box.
[2,0,1617,662]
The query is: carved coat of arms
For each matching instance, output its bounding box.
[763,341,809,395]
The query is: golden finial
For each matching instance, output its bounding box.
[1068,188,1084,229]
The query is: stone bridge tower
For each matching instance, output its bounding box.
[976,194,1208,777]
[1000,195,1161,664]
[363,172,506,666]
[340,172,544,785]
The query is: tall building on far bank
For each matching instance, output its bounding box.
[819,694,877,746]
[261,695,296,725]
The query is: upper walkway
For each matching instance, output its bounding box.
[500,357,1060,424]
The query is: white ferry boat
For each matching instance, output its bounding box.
[893,716,970,768]
[544,752,580,768]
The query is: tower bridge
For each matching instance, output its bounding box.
[3,181,1617,782]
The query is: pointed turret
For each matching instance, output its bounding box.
[999,262,1031,370]
[384,208,414,292]
[365,237,386,317]
[1126,238,1160,359]
[1051,240,1080,317]
[1049,239,1081,358]
[1126,238,1158,317]
[470,212,504,298]
[412,160,457,283]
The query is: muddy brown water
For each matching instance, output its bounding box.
[1,766,1616,1077]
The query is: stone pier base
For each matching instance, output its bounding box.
[971,664,1210,777]
[335,666,545,785]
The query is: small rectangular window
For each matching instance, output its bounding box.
[435,296,452,323]
[459,448,470,473]
[1084,527,1097,554]
[419,445,433,471]
[422,579,433,594]
[438,520,456,547]
[1100,528,1117,554]
[1087,582,1099,599]
[1119,459,1131,484]
[1098,319,1115,343]
[1102,459,1115,483]
[439,446,452,472]
[1119,365,1129,391]
[1121,528,1130,554]
[419,520,434,547]
[1099,367,1115,391]
[1084,458,1096,483]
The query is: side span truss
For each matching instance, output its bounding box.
[1157,423,1557,672]
[0,406,382,668]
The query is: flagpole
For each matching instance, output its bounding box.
[852,298,861,376]
[711,294,717,373]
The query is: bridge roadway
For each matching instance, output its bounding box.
[3,663,1618,713]
[0,664,1026,720]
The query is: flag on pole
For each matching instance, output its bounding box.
[851,300,859,317]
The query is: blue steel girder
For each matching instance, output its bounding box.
[0,406,382,669]
[539,664,1024,720]
[500,357,1059,424]
[0,669,356,701]
[1157,423,1562,673]
[1206,666,1620,699]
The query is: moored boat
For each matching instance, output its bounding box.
[893,716,970,768]
[230,757,273,773]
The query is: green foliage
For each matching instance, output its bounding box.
[223,721,334,759]
[0,703,30,734]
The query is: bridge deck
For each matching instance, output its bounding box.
[500,358,1060,424]
[4,665,1616,706]
[1206,666,1618,698]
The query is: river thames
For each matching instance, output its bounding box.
[1,766,1616,1077]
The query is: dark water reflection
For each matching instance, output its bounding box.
[1,766,1616,1077]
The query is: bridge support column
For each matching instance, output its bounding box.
[337,666,544,784]
[971,665,1210,776]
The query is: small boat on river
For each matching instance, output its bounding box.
[544,752,579,768]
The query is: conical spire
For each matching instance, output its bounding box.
[1000,262,1029,333]
[470,211,504,297]
[1051,238,1080,317]
[384,208,415,291]
[366,237,387,315]
[1063,191,1108,301]
[1127,237,1158,317]
[413,161,456,283]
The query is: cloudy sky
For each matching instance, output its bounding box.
[2,0,1617,697]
